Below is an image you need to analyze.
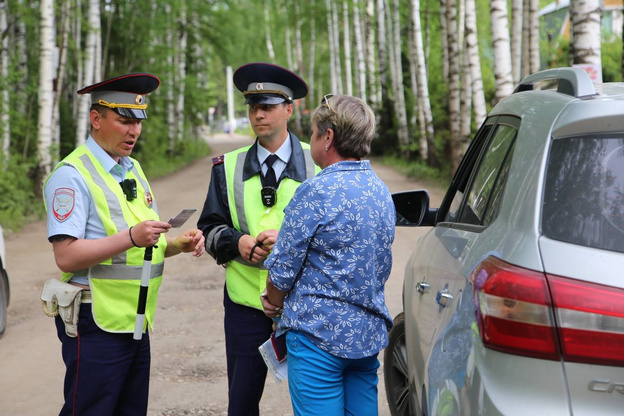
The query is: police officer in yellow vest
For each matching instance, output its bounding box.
[44,73,205,416]
[197,63,318,416]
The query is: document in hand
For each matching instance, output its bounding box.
[258,332,288,383]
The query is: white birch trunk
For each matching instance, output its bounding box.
[308,10,316,107]
[465,0,486,127]
[285,24,293,70]
[76,0,100,146]
[166,5,176,148]
[390,0,409,148]
[325,0,338,93]
[294,2,305,112]
[528,0,540,74]
[571,0,601,82]
[175,5,187,144]
[409,0,434,161]
[73,0,83,118]
[366,0,378,106]
[0,0,9,163]
[15,0,28,117]
[37,0,55,187]
[376,0,388,103]
[343,2,353,96]
[353,0,367,100]
[264,6,276,61]
[511,0,522,83]
[331,0,343,94]
[490,0,514,103]
[439,0,449,82]
[460,42,472,156]
[446,0,462,170]
[521,0,530,78]
[52,0,72,165]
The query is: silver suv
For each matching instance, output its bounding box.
[0,224,9,337]
[384,67,624,416]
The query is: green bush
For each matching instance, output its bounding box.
[0,156,43,231]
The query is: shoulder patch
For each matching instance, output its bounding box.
[212,155,224,165]
[52,187,76,222]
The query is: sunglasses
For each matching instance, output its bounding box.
[321,94,334,112]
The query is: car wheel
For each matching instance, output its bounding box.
[384,312,414,416]
[0,267,7,337]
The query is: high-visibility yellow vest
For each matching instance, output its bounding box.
[45,144,167,333]
[224,143,317,310]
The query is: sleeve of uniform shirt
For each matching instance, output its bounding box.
[197,162,244,265]
[44,165,90,241]
[265,180,320,292]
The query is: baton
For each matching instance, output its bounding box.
[133,245,153,340]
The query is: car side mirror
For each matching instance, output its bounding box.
[392,190,437,227]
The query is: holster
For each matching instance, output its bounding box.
[40,278,84,337]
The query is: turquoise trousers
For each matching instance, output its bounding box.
[286,331,380,416]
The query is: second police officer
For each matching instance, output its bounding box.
[197,63,318,416]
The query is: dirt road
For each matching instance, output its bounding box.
[0,133,444,416]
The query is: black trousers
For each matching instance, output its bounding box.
[55,303,150,416]
[223,285,274,416]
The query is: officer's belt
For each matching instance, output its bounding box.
[71,263,165,280]
[81,290,92,303]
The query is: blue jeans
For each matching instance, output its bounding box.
[286,331,380,416]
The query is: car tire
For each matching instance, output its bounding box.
[384,312,416,416]
[0,266,8,337]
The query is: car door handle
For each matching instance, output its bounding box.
[436,289,453,307]
[416,282,430,294]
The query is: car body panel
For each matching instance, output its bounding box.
[387,68,624,416]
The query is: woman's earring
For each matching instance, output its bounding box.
[325,146,329,151]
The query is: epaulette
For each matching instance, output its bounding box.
[212,155,224,165]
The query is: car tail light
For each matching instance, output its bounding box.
[471,256,624,366]
[548,276,624,366]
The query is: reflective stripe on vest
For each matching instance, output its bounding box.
[223,143,317,310]
[46,144,167,333]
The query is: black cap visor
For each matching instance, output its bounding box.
[114,107,148,119]
[245,94,288,105]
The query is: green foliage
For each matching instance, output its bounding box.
[378,154,450,187]
[602,39,623,82]
[0,156,44,231]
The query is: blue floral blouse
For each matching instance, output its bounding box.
[265,160,396,359]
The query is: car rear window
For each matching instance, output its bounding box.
[543,136,624,253]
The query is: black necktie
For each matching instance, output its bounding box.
[264,154,279,188]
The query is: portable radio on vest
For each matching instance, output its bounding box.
[120,179,137,201]
[261,154,279,207]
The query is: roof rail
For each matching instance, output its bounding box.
[513,67,597,98]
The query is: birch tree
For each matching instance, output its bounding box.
[52,0,72,165]
[353,0,367,100]
[570,0,602,82]
[264,5,276,61]
[408,0,434,161]
[510,0,522,83]
[528,0,540,75]
[465,0,486,127]
[37,0,55,190]
[445,0,462,170]
[389,0,409,149]
[175,3,187,146]
[331,0,343,94]
[490,0,514,103]
[343,2,353,96]
[326,0,338,93]
[376,0,388,104]
[365,0,378,106]
[0,0,9,164]
[76,0,101,146]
